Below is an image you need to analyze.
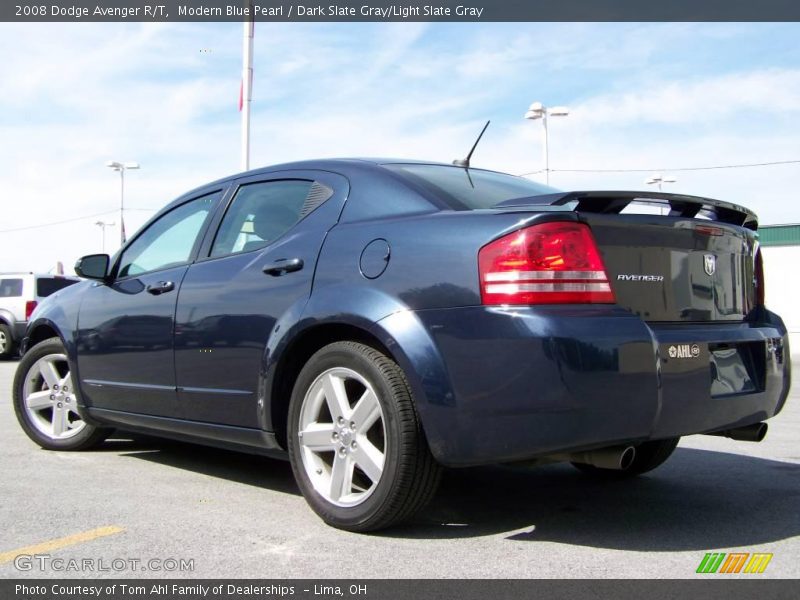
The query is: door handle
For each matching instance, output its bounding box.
[263,258,304,277]
[146,281,175,295]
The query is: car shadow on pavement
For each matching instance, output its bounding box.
[401,447,800,550]
[109,434,301,496]
[106,435,800,549]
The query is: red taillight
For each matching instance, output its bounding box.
[25,300,38,320]
[695,224,724,236]
[478,221,616,305]
[755,249,765,306]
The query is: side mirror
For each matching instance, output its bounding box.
[74,254,110,281]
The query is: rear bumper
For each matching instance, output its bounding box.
[414,306,791,467]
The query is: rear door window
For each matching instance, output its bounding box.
[209,180,324,258]
[0,278,23,297]
[36,278,77,297]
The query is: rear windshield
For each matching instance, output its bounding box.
[0,278,23,297]
[37,278,77,297]
[384,164,558,210]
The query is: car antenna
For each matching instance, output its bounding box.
[452,120,490,169]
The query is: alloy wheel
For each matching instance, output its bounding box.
[297,367,386,507]
[21,353,86,440]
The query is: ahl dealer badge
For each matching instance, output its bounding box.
[668,344,701,359]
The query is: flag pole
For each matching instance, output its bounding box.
[241,2,254,172]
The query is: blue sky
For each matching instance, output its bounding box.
[1,22,799,272]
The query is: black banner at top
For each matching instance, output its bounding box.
[4,0,800,22]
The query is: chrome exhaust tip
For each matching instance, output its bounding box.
[569,445,637,470]
[707,422,768,442]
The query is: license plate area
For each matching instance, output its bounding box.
[709,341,765,397]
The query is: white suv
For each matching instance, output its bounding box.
[0,273,79,359]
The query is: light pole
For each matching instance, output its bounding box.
[645,173,677,192]
[105,161,140,245]
[524,102,569,185]
[241,1,254,171]
[94,221,115,253]
[646,173,676,215]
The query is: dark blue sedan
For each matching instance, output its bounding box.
[12,159,792,531]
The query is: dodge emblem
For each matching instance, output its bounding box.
[704,254,716,276]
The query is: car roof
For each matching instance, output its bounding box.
[177,158,514,199]
[145,158,529,230]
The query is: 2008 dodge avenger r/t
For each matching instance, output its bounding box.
[12,159,791,531]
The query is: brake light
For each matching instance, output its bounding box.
[25,300,38,320]
[479,221,615,305]
[695,224,724,236]
[755,249,765,306]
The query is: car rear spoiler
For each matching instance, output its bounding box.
[494,190,758,230]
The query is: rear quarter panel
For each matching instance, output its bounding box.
[313,210,579,311]
[305,206,581,460]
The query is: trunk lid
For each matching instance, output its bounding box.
[495,191,760,322]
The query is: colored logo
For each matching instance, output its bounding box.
[696,552,773,574]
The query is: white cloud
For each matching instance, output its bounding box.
[0,22,798,276]
[571,68,800,126]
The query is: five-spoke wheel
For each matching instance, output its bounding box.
[288,341,440,532]
[21,352,86,440]
[13,337,111,450]
[298,367,386,507]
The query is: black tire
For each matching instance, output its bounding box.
[13,337,112,451]
[288,341,441,532]
[0,323,14,359]
[571,437,680,478]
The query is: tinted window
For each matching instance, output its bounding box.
[118,192,219,277]
[0,278,23,297]
[210,180,314,258]
[36,278,77,297]
[384,164,558,210]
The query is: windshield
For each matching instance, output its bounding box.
[384,163,558,210]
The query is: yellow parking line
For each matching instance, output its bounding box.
[0,526,124,564]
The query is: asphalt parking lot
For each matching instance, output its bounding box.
[1,357,798,579]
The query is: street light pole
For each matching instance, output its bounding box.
[95,221,115,253]
[119,168,124,240]
[541,111,549,184]
[105,161,140,246]
[645,173,677,192]
[645,173,677,215]
[524,102,569,185]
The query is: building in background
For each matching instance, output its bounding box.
[759,224,800,353]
